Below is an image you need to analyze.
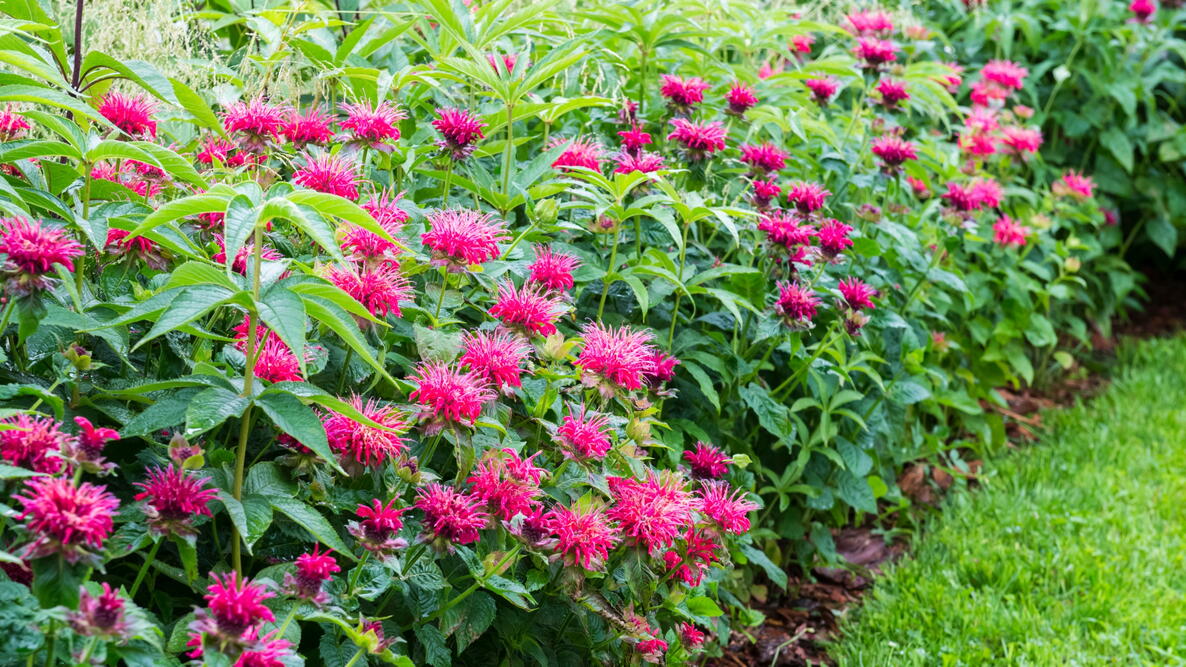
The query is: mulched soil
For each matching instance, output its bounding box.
[711,268,1186,667]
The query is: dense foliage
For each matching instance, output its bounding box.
[0,0,1152,665]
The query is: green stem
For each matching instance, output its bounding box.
[232,226,265,575]
[773,324,842,400]
[78,635,100,665]
[502,217,539,260]
[347,551,371,595]
[433,267,448,322]
[440,161,453,206]
[417,545,521,628]
[0,298,14,337]
[129,538,162,597]
[596,224,623,320]
[276,604,299,639]
[343,647,366,667]
[337,347,355,395]
[667,220,692,347]
[44,621,57,667]
[501,101,515,198]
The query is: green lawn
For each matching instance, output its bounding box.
[831,336,1186,666]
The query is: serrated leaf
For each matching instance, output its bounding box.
[185,386,249,437]
[270,497,355,559]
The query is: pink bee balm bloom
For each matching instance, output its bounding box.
[965,107,999,133]
[432,107,487,161]
[907,176,929,197]
[817,219,854,257]
[642,350,680,386]
[981,60,1028,90]
[551,137,604,172]
[282,107,335,147]
[293,153,360,200]
[322,395,410,468]
[751,177,782,210]
[871,135,917,170]
[325,261,413,319]
[838,277,877,311]
[0,216,83,275]
[555,406,613,460]
[285,545,340,604]
[791,33,815,54]
[758,210,817,250]
[407,361,496,430]
[488,53,519,74]
[680,623,706,649]
[14,477,119,563]
[999,126,1043,156]
[0,413,71,474]
[786,181,831,213]
[489,280,566,336]
[225,629,291,667]
[971,177,1004,209]
[467,448,546,521]
[105,228,158,257]
[1130,0,1156,22]
[422,208,509,269]
[618,125,652,152]
[853,37,898,67]
[614,151,666,174]
[0,105,30,141]
[349,498,407,555]
[874,78,910,109]
[69,582,130,640]
[222,97,286,152]
[134,465,217,537]
[346,191,408,259]
[758,60,784,79]
[98,91,157,139]
[959,131,997,157]
[659,74,711,112]
[213,234,283,274]
[662,528,720,586]
[942,62,965,92]
[196,138,257,168]
[992,215,1029,247]
[575,322,658,394]
[774,281,820,326]
[805,77,840,104]
[667,118,727,161]
[683,441,731,479]
[1054,170,1095,200]
[339,100,405,150]
[739,143,788,174]
[67,416,120,471]
[253,335,304,383]
[941,181,978,211]
[845,9,895,36]
[545,500,620,570]
[204,571,276,635]
[460,330,532,391]
[415,482,490,546]
[528,245,581,291]
[607,471,698,554]
[725,82,759,115]
[698,481,759,534]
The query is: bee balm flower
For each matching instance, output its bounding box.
[575,322,658,395]
[545,500,620,570]
[415,483,490,546]
[459,330,532,391]
[432,108,487,161]
[739,143,788,174]
[489,280,567,336]
[348,498,408,555]
[407,361,496,432]
[698,481,759,534]
[133,465,217,537]
[222,97,286,152]
[322,396,410,468]
[992,215,1029,247]
[682,441,732,479]
[284,545,340,605]
[339,100,405,151]
[667,119,727,161]
[527,245,581,291]
[1,413,72,474]
[774,281,820,326]
[659,74,710,114]
[98,91,157,139]
[725,82,759,115]
[14,477,119,563]
[554,406,613,460]
[422,208,509,270]
[607,472,698,554]
[292,153,360,200]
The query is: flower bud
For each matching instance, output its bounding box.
[533,198,559,225]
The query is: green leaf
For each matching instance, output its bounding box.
[686,595,724,617]
[132,285,235,350]
[257,285,307,374]
[415,624,452,667]
[0,462,46,479]
[1101,127,1134,172]
[452,591,496,652]
[1147,217,1178,257]
[887,379,930,406]
[30,555,84,608]
[739,383,795,441]
[836,470,877,514]
[222,194,260,278]
[174,536,198,583]
[255,391,345,475]
[270,497,355,559]
[739,544,787,590]
[185,386,250,437]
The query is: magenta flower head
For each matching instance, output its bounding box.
[551,137,604,173]
[0,105,31,141]
[739,142,788,175]
[774,281,820,328]
[460,329,532,392]
[614,151,666,175]
[1130,0,1156,22]
[992,215,1029,248]
[422,208,510,271]
[0,413,71,474]
[0,216,83,295]
[874,78,910,110]
[432,107,487,161]
[415,482,490,548]
[853,37,898,68]
[607,471,698,554]
[971,177,1004,209]
[751,177,782,210]
[659,74,711,114]
[284,545,340,605]
[805,77,840,104]
[545,499,620,571]
[870,135,917,171]
[348,498,408,556]
[683,441,732,479]
[134,464,217,537]
[325,262,413,319]
[293,153,360,200]
[999,126,1043,157]
[322,395,410,469]
[698,481,759,534]
[188,571,278,659]
[488,53,520,75]
[282,107,336,148]
[14,477,119,563]
[845,9,895,36]
[758,210,814,249]
[1054,170,1095,200]
[785,181,831,214]
[467,448,546,521]
[346,190,408,261]
[338,100,405,151]
[489,280,567,336]
[618,125,652,153]
[817,219,854,258]
[527,245,580,292]
[555,405,614,461]
[725,82,759,115]
[407,361,496,433]
[575,322,658,396]
[69,582,131,640]
[98,91,157,139]
[221,97,286,153]
[981,60,1029,91]
[667,119,727,162]
[641,350,680,387]
[680,622,707,649]
[838,277,877,311]
[941,181,978,212]
[662,528,720,587]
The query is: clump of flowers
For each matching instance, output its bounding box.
[325,262,413,319]
[69,583,131,641]
[607,472,698,554]
[468,448,546,521]
[552,137,604,172]
[339,100,405,151]
[659,74,710,114]
[667,119,727,162]
[188,572,287,662]
[0,105,30,141]
[415,482,490,547]
[422,208,510,270]
[322,396,410,469]
[134,465,218,537]
[1054,170,1095,200]
[282,107,336,147]
[871,134,917,171]
[1,413,71,473]
[14,476,120,563]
